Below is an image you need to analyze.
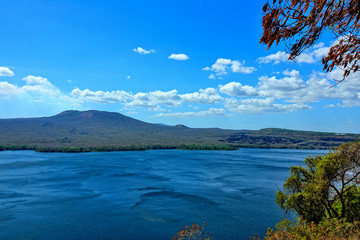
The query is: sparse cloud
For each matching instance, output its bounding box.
[126,75,131,79]
[257,43,330,64]
[0,67,14,77]
[208,74,216,79]
[133,47,156,55]
[153,108,226,118]
[203,58,256,76]
[168,53,189,61]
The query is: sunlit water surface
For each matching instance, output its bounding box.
[0,149,326,240]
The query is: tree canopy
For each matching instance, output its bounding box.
[260,0,360,81]
[276,142,360,224]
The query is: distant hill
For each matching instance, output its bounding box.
[0,110,358,152]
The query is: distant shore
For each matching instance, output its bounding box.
[0,144,335,153]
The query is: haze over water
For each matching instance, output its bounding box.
[0,149,326,240]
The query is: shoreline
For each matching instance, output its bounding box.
[0,144,335,153]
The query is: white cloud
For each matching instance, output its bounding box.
[0,81,20,98]
[208,74,216,79]
[133,47,156,55]
[4,65,352,115]
[312,47,330,59]
[128,90,182,108]
[257,44,330,64]
[257,51,290,64]
[0,75,60,99]
[23,75,52,86]
[153,108,226,118]
[224,97,311,114]
[22,84,60,96]
[168,53,189,61]
[126,75,131,79]
[219,82,258,97]
[0,67,14,77]
[231,60,256,74]
[71,88,132,104]
[21,75,59,96]
[203,58,256,75]
[180,88,223,104]
[325,104,336,108]
[257,70,306,98]
[295,53,316,63]
[70,87,223,110]
[218,67,360,111]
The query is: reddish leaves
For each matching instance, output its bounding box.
[260,0,360,82]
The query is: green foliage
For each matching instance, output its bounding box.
[276,142,360,223]
[0,145,36,151]
[177,144,238,150]
[0,110,358,151]
[263,218,360,240]
[30,144,238,153]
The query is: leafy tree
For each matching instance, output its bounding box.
[276,142,360,223]
[260,0,360,81]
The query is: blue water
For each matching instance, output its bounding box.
[0,149,326,240]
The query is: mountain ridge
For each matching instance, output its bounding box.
[0,110,358,152]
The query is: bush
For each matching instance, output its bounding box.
[262,218,360,240]
[173,224,212,240]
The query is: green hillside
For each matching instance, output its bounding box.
[0,110,358,152]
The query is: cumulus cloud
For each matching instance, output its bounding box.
[71,88,132,104]
[218,67,360,112]
[257,70,306,99]
[0,75,60,99]
[203,58,256,76]
[70,87,224,110]
[180,88,223,104]
[224,97,311,114]
[0,67,14,77]
[69,86,225,112]
[128,90,182,108]
[0,81,20,98]
[23,75,52,86]
[257,43,330,64]
[257,51,289,64]
[4,65,354,116]
[153,108,226,118]
[219,82,258,97]
[168,53,189,61]
[133,47,156,55]
[68,67,360,115]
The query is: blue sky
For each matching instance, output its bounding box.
[1,0,359,133]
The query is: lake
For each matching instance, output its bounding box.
[0,149,326,240]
